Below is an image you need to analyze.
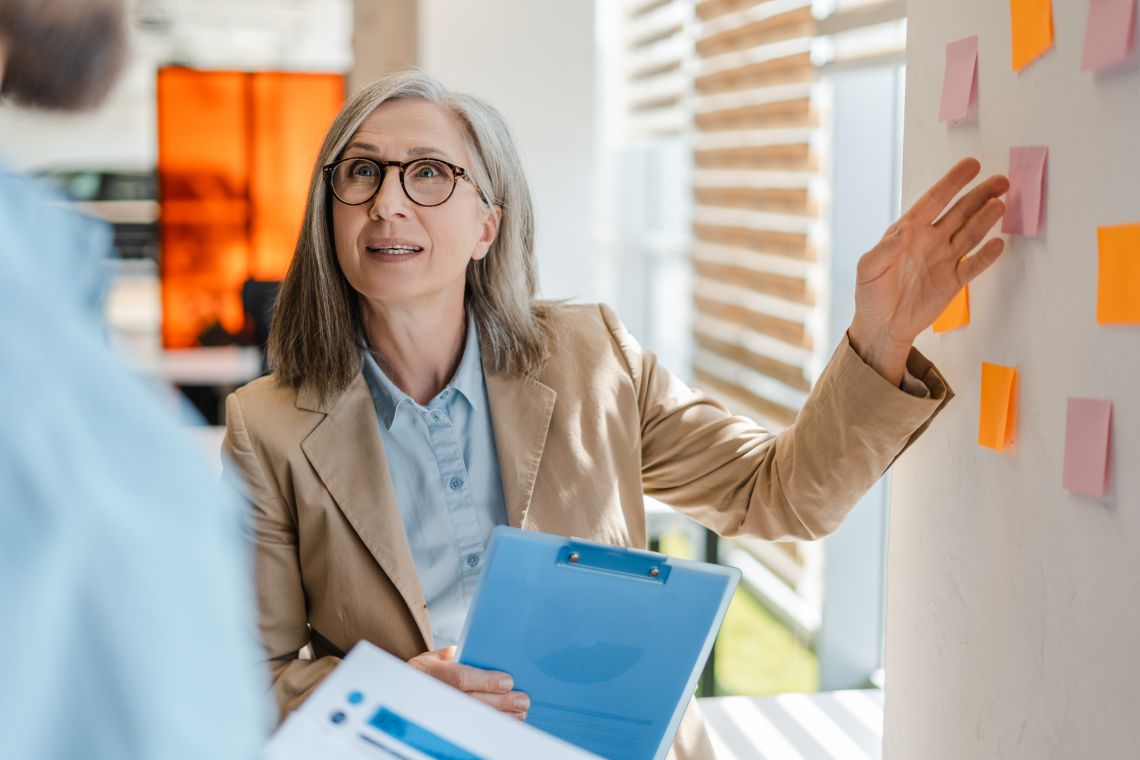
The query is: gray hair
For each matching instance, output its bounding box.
[269,69,552,401]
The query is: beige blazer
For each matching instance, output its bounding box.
[223,303,951,760]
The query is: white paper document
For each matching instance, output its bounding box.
[266,641,600,760]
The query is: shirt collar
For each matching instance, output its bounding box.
[449,312,486,413]
[362,314,485,431]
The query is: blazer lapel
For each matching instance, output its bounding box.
[484,365,557,529]
[298,374,433,648]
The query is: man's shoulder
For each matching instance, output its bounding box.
[0,167,112,316]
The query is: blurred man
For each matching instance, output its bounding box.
[0,2,267,758]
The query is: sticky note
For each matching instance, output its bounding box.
[1062,398,1113,497]
[939,35,979,122]
[933,285,970,332]
[1001,146,1048,236]
[1011,0,1055,71]
[1096,222,1140,323]
[1082,0,1136,71]
[979,362,1018,451]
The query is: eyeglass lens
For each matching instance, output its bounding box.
[330,158,456,206]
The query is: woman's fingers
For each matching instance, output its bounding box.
[935,174,1009,236]
[469,689,531,716]
[903,157,982,225]
[445,662,514,694]
[956,237,1006,285]
[409,649,515,694]
[408,648,529,717]
[949,197,1006,258]
[862,159,1002,278]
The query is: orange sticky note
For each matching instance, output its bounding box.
[1010,0,1054,71]
[933,285,970,333]
[1097,222,1140,324]
[979,362,1018,451]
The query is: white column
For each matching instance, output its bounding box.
[816,62,904,691]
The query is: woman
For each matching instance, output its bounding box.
[223,69,1008,759]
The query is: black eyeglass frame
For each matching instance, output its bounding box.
[321,156,488,208]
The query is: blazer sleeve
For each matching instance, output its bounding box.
[222,391,341,722]
[598,304,952,540]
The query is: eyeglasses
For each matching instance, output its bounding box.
[322,156,487,208]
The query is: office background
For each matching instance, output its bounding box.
[0,0,911,730]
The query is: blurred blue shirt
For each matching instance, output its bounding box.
[362,317,509,648]
[0,166,268,759]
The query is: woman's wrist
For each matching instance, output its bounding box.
[846,322,912,388]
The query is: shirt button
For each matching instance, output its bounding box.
[466,554,480,568]
[449,476,464,490]
[432,411,445,423]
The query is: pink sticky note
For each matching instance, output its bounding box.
[940,35,979,122]
[1002,146,1048,236]
[1082,0,1136,71]
[1062,398,1113,497]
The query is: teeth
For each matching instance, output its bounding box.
[368,245,421,254]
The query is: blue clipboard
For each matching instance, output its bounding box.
[456,526,740,760]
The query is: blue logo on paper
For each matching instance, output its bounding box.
[367,707,483,760]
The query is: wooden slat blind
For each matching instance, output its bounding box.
[611,0,906,428]
[690,0,820,429]
[624,0,696,137]
[816,0,907,71]
[682,0,906,598]
[690,0,907,430]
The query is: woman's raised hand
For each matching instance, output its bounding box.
[408,645,530,720]
[847,157,1010,385]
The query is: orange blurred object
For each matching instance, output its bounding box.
[249,73,345,282]
[157,68,343,349]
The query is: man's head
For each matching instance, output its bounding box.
[0,0,127,111]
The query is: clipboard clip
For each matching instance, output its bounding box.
[557,541,671,584]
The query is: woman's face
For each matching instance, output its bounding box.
[330,99,500,308]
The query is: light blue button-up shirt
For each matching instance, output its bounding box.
[362,317,509,649]
[0,166,267,759]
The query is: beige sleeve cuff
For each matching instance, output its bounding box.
[901,369,932,398]
[831,333,953,462]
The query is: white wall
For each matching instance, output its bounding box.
[887,1,1140,757]
[417,0,599,303]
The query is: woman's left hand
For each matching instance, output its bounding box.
[848,157,1010,386]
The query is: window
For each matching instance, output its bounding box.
[600,0,908,695]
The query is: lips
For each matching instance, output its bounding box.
[364,236,424,255]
